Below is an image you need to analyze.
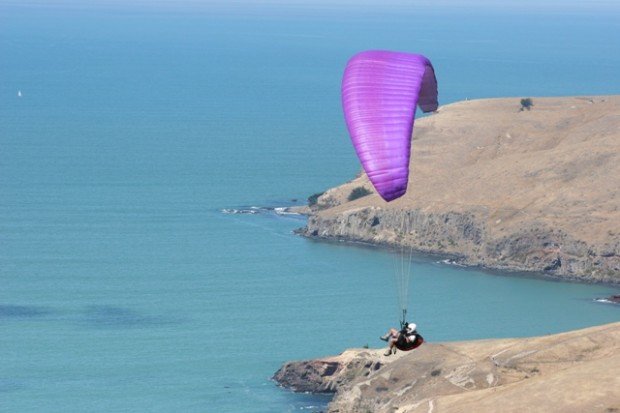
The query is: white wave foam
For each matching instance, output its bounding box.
[438,258,464,267]
[220,208,259,215]
[594,298,619,305]
[274,207,300,216]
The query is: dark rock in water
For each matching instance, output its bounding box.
[597,295,620,304]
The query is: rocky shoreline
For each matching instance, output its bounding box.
[299,207,619,284]
[298,96,620,284]
[274,322,620,413]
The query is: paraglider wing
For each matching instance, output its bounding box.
[342,50,438,202]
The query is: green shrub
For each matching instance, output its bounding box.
[348,186,372,201]
[520,98,534,111]
[307,192,324,206]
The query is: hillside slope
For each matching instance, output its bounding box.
[274,322,620,413]
[302,96,620,282]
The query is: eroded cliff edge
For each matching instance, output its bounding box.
[274,322,620,413]
[300,96,620,283]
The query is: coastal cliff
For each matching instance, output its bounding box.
[274,322,620,413]
[301,96,620,283]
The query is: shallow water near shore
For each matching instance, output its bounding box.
[1,2,620,412]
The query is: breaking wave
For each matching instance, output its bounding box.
[221,206,302,216]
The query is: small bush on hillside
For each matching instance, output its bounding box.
[520,98,534,111]
[308,192,324,206]
[348,186,372,201]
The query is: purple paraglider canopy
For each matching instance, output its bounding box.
[342,50,438,202]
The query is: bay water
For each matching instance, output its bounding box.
[1,2,619,412]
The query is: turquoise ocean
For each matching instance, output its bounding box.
[1,2,619,412]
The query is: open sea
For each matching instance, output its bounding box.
[1,2,619,412]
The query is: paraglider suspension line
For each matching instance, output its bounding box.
[400,309,407,329]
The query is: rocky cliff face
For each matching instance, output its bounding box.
[274,322,620,413]
[301,96,620,283]
[273,349,389,393]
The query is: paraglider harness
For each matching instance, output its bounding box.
[395,312,424,351]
